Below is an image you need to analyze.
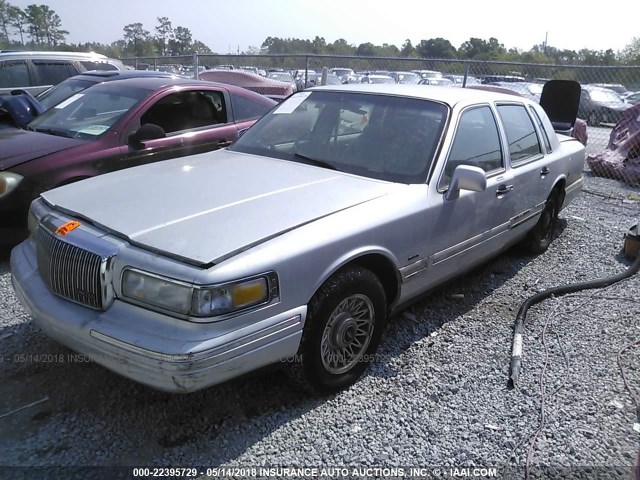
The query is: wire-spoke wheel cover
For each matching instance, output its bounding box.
[320,294,375,375]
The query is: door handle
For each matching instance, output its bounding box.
[496,184,514,196]
[540,166,550,176]
[217,139,232,148]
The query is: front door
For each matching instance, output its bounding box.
[121,88,238,168]
[426,104,516,284]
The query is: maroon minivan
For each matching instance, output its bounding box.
[0,77,276,245]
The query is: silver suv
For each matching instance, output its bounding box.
[0,51,126,96]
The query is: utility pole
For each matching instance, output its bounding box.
[543,32,548,55]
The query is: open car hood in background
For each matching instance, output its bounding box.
[539,80,581,131]
[0,91,46,128]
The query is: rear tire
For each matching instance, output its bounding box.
[587,111,599,127]
[287,266,387,394]
[522,192,560,254]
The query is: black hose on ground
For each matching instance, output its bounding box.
[508,250,640,390]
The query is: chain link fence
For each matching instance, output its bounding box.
[121,54,640,189]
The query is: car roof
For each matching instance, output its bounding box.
[309,83,533,107]
[74,70,182,81]
[0,50,109,59]
[79,76,276,103]
[82,76,226,91]
[582,84,619,92]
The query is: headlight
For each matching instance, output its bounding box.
[122,269,192,315]
[121,269,279,319]
[191,273,278,317]
[0,172,23,199]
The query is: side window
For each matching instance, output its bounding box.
[33,61,78,86]
[203,90,227,124]
[497,104,541,164]
[529,106,551,153]
[0,60,30,88]
[231,93,271,121]
[140,90,224,135]
[439,106,503,190]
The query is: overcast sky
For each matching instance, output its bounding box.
[8,0,638,54]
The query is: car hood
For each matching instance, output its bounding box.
[41,150,396,267]
[0,128,82,170]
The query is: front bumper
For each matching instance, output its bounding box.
[10,240,305,393]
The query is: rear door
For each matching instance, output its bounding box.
[495,102,551,234]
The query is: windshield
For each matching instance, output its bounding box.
[36,78,97,110]
[28,85,149,139]
[395,73,420,84]
[526,83,543,95]
[590,89,624,103]
[268,73,294,82]
[370,76,395,84]
[229,90,449,183]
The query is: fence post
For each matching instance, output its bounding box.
[153,58,157,71]
[462,62,470,88]
[134,58,138,70]
[305,55,310,88]
[193,52,199,79]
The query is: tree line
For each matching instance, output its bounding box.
[0,1,639,65]
[258,36,640,66]
[0,2,212,57]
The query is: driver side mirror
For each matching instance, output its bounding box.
[445,165,487,201]
[128,123,166,149]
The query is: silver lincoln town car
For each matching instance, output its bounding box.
[11,83,585,393]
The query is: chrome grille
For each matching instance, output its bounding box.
[36,227,104,310]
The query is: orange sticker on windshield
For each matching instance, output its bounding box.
[55,221,80,236]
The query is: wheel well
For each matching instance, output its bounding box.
[552,178,566,206]
[343,254,400,306]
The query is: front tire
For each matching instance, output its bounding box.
[289,266,387,393]
[522,192,560,254]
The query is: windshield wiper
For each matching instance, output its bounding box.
[292,152,339,171]
[33,127,73,138]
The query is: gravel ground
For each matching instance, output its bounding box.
[0,173,639,479]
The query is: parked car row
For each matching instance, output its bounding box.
[9,80,586,395]
[0,74,276,245]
